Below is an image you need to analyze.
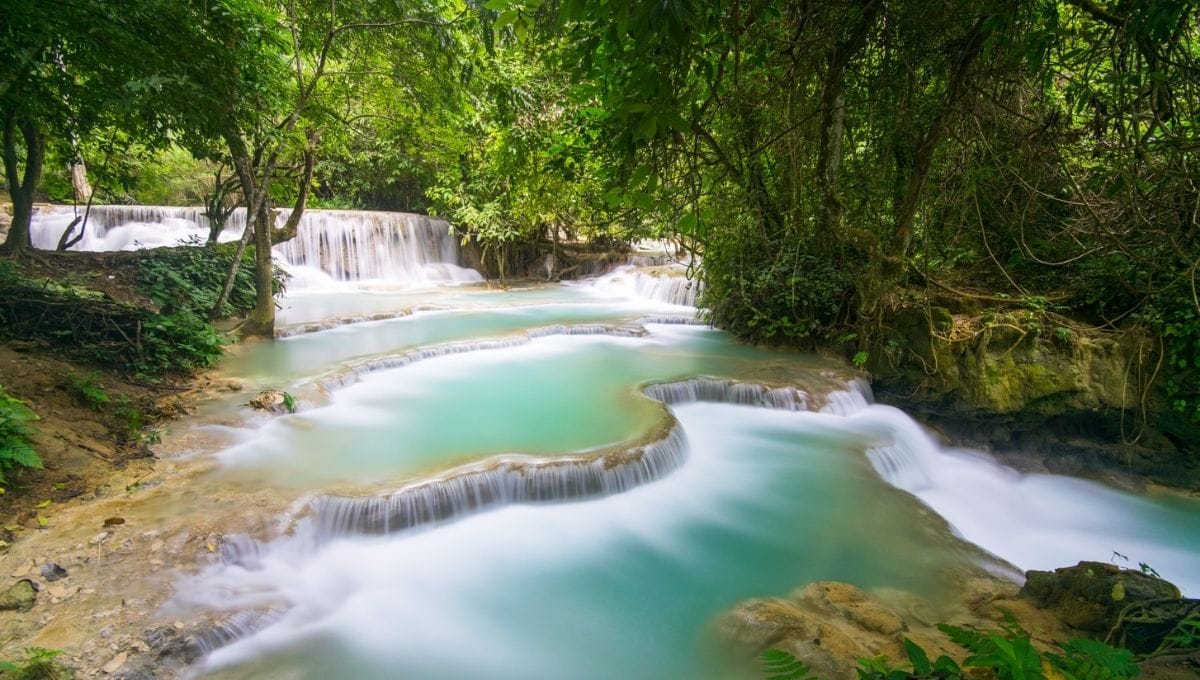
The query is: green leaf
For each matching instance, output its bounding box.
[760,648,812,679]
[903,638,932,675]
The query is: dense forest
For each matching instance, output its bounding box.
[3,0,1198,434]
[4,3,1200,677]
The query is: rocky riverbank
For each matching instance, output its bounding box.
[867,304,1199,492]
[714,562,1198,680]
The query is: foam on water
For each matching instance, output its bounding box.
[829,380,1200,590]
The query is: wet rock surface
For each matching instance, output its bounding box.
[247,389,292,414]
[1021,561,1182,632]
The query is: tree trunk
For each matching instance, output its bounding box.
[213,133,272,329]
[69,161,92,203]
[1,114,45,253]
[243,199,277,337]
[886,15,990,267]
[273,130,319,245]
[815,0,882,245]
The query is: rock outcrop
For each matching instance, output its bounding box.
[871,306,1200,490]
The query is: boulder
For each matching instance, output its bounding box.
[247,390,293,414]
[1020,561,1181,632]
[0,579,38,611]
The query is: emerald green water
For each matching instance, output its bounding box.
[181,285,1200,680]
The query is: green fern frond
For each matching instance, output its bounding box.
[1049,639,1140,680]
[760,648,813,679]
[936,623,987,653]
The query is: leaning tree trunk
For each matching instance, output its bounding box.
[1,114,45,253]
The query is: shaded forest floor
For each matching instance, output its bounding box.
[0,250,210,538]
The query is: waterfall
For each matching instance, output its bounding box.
[28,205,481,288]
[29,205,246,251]
[643,378,808,411]
[273,209,481,287]
[311,424,689,539]
[581,265,702,307]
[306,377,818,540]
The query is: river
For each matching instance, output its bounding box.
[28,206,1200,679]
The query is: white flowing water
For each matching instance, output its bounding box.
[29,206,1200,677]
[28,205,481,289]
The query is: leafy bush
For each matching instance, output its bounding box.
[136,239,263,318]
[701,238,857,345]
[0,386,41,487]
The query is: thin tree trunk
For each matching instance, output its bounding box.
[211,135,267,323]
[209,204,256,321]
[1,114,45,253]
[815,0,882,245]
[273,129,319,244]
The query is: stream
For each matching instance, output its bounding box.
[29,206,1200,679]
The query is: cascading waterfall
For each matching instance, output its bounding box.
[29,205,247,251]
[310,424,689,539]
[581,265,702,307]
[643,378,808,411]
[28,205,482,289]
[211,374,833,586]
[305,377,817,540]
[273,209,481,287]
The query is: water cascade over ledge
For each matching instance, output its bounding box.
[28,205,482,289]
[273,209,481,287]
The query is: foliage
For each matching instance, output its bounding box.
[134,242,282,374]
[1046,639,1140,680]
[849,621,1140,680]
[0,386,42,487]
[759,649,813,679]
[63,372,109,411]
[281,392,297,414]
[137,239,262,319]
[0,647,67,679]
[0,250,269,376]
[700,240,857,345]
[1138,288,1200,424]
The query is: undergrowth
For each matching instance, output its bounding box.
[0,647,69,679]
[0,385,41,488]
[762,616,1143,680]
[0,244,283,377]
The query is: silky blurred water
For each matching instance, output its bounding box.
[38,207,1196,678]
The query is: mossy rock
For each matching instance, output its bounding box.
[1021,561,1181,632]
[0,579,37,611]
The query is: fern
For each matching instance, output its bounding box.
[1047,639,1140,680]
[760,649,814,679]
[936,623,988,652]
[65,372,110,411]
[0,386,42,486]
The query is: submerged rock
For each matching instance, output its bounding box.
[1021,560,1181,632]
[40,562,68,581]
[0,579,38,611]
